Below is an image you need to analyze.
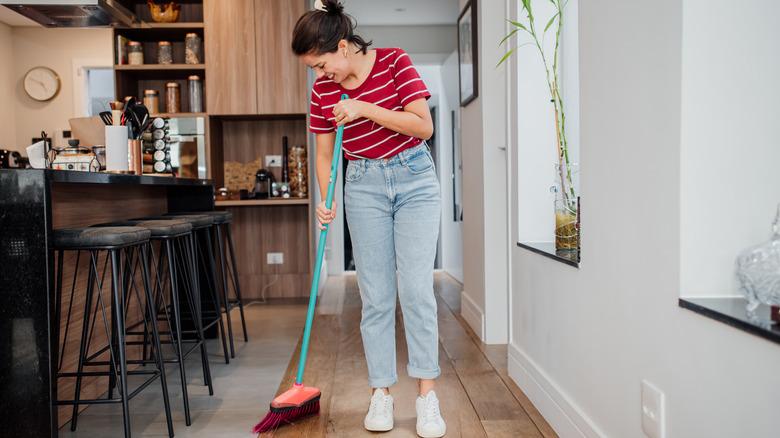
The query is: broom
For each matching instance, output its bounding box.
[253,94,349,434]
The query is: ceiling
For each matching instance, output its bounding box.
[343,0,459,26]
[0,5,38,27]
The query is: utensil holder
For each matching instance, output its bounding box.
[128,139,143,175]
[105,126,129,171]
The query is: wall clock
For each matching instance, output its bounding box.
[24,66,61,102]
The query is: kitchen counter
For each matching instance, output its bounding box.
[0,169,215,437]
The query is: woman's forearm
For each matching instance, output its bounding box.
[361,101,433,139]
[316,133,336,200]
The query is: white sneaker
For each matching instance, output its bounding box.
[416,390,446,437]
[364,388,394,432]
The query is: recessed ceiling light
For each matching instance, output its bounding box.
[395,8,406,12]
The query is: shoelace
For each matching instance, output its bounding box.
[422,395,440,424]
[369,394,390,418]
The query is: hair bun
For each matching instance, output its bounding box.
[322,0,344,16]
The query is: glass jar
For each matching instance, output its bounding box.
[185,33,201,64]
[157,41,173,64]
[143,89,159,115]
[288,145,308,198]
[165,82,180,113]
[188,75,203,113]
[127,41,143,65]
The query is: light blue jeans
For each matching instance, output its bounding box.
[344,142,441,388]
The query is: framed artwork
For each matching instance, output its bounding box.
[457,0,478,106]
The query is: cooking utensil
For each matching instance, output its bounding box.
[99,111,113,126]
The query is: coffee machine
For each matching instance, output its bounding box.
[253,168,274,199]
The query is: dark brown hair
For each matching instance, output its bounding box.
[291,0,372,56]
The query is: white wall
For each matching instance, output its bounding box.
[0,22,16,150]
[11,27,112,149]
[508,1,780,437]
[680,0,780,298]
[440,50,463,282]
[459,0,509,343]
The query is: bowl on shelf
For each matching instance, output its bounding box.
[147,0,181,23]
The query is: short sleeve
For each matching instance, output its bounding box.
[308,86,335,134]
[391,49,431,107]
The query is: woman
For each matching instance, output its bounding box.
[292,1,445,436]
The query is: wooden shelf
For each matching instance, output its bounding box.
[115,64,205,71]
[215,198,310,207]
[151,112,207,119]
[137,22,204,29]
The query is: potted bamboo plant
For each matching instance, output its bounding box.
[499,0,579,257]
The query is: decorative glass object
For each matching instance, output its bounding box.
[736,205,780,316]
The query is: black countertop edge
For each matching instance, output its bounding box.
[517,241,579,268]
[679,297,780,346]
[33,169,212,186]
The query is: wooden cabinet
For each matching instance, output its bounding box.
[204,0,258,115]
[205,0,306,115]
[255,0,307,114]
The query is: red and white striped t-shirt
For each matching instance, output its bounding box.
[308,47,431,160]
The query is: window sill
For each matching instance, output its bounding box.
[516,241,579,268]
[679,297,780,346]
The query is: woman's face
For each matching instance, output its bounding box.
[301,41,351,83]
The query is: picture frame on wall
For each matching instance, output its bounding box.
[458,0,478,107]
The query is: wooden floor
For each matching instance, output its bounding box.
[261,273,557,438]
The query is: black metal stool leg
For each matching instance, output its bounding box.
[225,224,248,342]
[215,225,236,358]
[109,249,131,438]
[200,228,230,364]
[184,233,214,395]
[140,244,175,438]
[165,239,192,426]
[70,250,97,432]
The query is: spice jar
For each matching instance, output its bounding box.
[165,82,180,113]
[157,41,173,64]
[127,41,143,65]
[185,33,201,64]
[143,89,159,115]
[188,75,203,113]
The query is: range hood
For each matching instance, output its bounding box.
[1,0,137,27]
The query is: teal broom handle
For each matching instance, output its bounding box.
[295,94,349,385]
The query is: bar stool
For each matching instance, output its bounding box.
[53,226,174,438]
[98,219,214,426]
[141,214,231,364]
[168,210,248,358]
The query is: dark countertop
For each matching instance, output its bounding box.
[42,169,212,186]
[679,297,780,345]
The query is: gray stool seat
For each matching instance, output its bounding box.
[54,227,151,249]
[141,214,214,229]
[98,220,192,238]
[168,211,232,224]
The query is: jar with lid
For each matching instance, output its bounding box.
[185,33,202,64]
[165,82,180,113]
[128,41,143,65]
[157,41,173,64]
[188,75,203,113]
[143,89,159,115]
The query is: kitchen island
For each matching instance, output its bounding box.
[0,169,214,438]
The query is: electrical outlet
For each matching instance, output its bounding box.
[641,380,665,438]
[267,252,284,265]
[265,155,282,168]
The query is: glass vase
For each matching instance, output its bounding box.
[552,162,580,257]
[736,204,780,320]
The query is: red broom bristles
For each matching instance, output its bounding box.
[252,399,320,435]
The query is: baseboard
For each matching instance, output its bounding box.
[507,343,605,438]
[460,291,485,341]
